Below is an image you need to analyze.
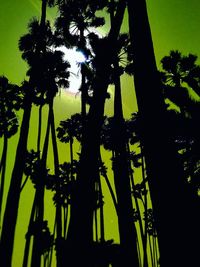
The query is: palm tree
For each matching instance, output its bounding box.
[64,1,127,266]
[25,37,70,267]
[160,51,200,201]
[160,50,200,114]
[127,0,199,265]
[57,113,83,165]
[0,1,69,266]
[105,15,139,263]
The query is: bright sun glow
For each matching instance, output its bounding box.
[58,46,86,94]
[56,29,103,95]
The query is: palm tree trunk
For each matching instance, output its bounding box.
[97,172,105,243]
[30,102,51,267]
[99,153,118,213]
[141,147,148,267]
[79,26,87,118]
[30,1,49,264]
[0,97,32,267]
[0,135,8,227]
[24,104,43,267]
[37,104,43,153]
[22,194,37,267]
[127,0,200,265]
[49,99,62,267]
[112,60,139,266]
[23,102,45,267]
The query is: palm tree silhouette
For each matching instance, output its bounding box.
[57,113,83,165]
[1,1,200,266]
[24,32,70,267]
[160,50,200,114]
[64,2,126,266]
[104,14,139,263]
[0,0,70,266]
[160,51,200,201]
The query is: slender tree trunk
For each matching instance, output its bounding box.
[49,99,62,267]
[99,153,118,213]
[141,147,148,267]
[127,0,200,265]
[31,102,51,267]
[30,1,48,265]
[22,195,37,267]
[0,97,32,267]
[97,171,105,243]
[79,26,87,118]
[112,60,139,266]
[0,135,8,227]
[37,104,43,153]
[23,102,44,267]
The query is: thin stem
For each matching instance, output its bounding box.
[0,135,8,227]
[20,175,29,192]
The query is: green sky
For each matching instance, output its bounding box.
[0,0,200,266]
[1,0,200,83]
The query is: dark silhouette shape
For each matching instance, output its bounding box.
[64,2,127,266]
[127,0,200,266]
[160,52,200,200]
[1,1,200,266]
[102,14,139,264]
[160,50,200,114]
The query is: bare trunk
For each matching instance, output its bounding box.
[112,60,139,266]
[31,104,51,267]
[49,99,62,267]
[0,135,8,227]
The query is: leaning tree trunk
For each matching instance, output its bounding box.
[26,1,48,266]
[0,94,32,267]
[49,99,63,267]
[112,59,139,266]
[65,1,126,266]
[30,104,51,267]
[127,0,200,266]
[0,135,8,227]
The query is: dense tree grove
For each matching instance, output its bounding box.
[0,0,199,266]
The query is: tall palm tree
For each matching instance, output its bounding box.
[0,1,69,266]
[24,37,70,267]
[105,10,139,262]
[64,1,126,266]
[127,0,200,265]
